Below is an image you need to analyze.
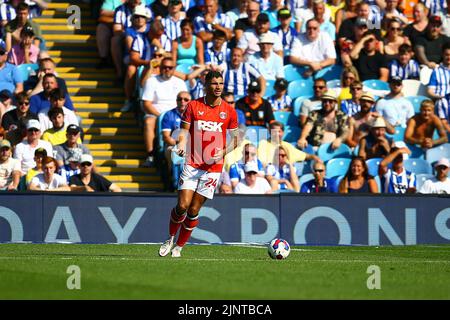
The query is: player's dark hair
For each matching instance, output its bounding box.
[205,71,223,84]
[48,107,64,119]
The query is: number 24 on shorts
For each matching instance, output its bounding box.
[204,178,218,189]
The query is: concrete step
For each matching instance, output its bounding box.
[116,182,164,191]
[59,73,114,80]
[75,103,124,112]
[82,118,137,127]
[66,80,114,88]
[105,175,161,182]
[42,34,95,43]
[35,18,97,25]
[52,57,100,65]
[83,135,143,143]
[49,51,98,57]
[56,67,114,74]
[87,143,143,151]
[84,127,141,136]
[78,112,134,119]
[41,25,96,34]
[47,2,90,10]
[96,167,157,175]
[68,87,124,96]
[94,159,146,168]
[47,42,97,50]
[91,150,147,159]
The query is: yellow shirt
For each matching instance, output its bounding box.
[223,139,251,172]
[326,2,345,22]
[42,128,82,146]
[337,87,352,108]
[26,168,41,185]
[257,140,307,166]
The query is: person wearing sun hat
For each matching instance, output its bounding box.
[357,116,395,160]
[419,158,450,194]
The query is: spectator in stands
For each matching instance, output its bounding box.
[138,46,169,87]
[8,26,40,65]
[151,0,169,19]
[0,42,23,94]
[2,92,37,145]
[415,15,450,70]
[419,157,450,194]
[223,47,266,97]
[382,18,411,64]
[246,33,284,81]
[194,0,233,49]
[350,31,389,81]
[25,147,46,186]
[0,139,20,190]
[388,44,420,80]
[268,78,291,111]
[95,0,125,69]
[5,2,43,52]
[403,3,429,47]
[293,0,332,32]
[0,89,14,121]
[337,69,360,107]
[299,77,327,127]
[161,0,186,41]
[441,0,450,37]
[59,153,81,185]
[237,12,283,58]
[338,156,379,193]
[204,29,230,71]
[380,0,409,28]
[297,89,350,150]
[339,17,372,67]
[263,0,285,29]
[41,108,68,146]
[141,57,187,167]
[223,92,246,125]
[427,43,450,110]
[358,117,394,160]
[271,7,297,64]
[233,161,272,194]
[0,0,47,25]
[438,93,450,133]
[289,18,336,78]
[265,145,300,192]
[302,0,336,41]
[26,57,69,96]
[69,154,122,192]
[226,0,249,25]
[234,0,261,42]
[379,146,417,193]
[29,73,74,115]
[375,76,414,127]
[13,119,52,175]
[335,0,359,34]
[404,99,448,148]
[300,160,336,193]
[38,88,79,133]
[340,81,363,118]
[172,18,204,66]
[236,81,274,127]
[54,124,90,168]
[28,156,70,191]
[229,142,265,188]
[258,120,321,166]
[186,64,208,99]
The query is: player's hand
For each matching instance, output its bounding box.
[212,148,224,162]
[174,144,186,157]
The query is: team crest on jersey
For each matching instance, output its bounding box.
[219,112,227,119]
[198,111,204,116]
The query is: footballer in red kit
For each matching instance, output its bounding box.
[159,71,239,258]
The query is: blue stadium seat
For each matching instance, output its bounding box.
[403,158,432,174]
[287,79,314,99]
[326,158,351,178]
[362,79,390,91]
[366,157,383,177]
[17,63,39,82]
[299,173,314,189]
[244,126,269,146]
[326,79,341,89]
[415,173,434,191]
[264,80,276,98]
[293,96,312,117]
[402,79,428,96]
[374,175,381,192]
[175,63,193,74]
[314,64,343,81]
[282,125,301,143]
[329,175,344,192]
[426,143,450,166]
[157,111,168,151]
[405,143,425,159]
[388,126,406,142]
[317,142,352,163]
[283,64,307,82]
[406,95,428,114]
[273,111,298,127]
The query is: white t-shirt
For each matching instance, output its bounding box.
[0,157,21,189]
[141,75,188,114]
[237,30,283,58]
[234,177,272,194]
[419,176,450,194]
[38,106,79,132]
[30,172,67,190]
[375,97,415,127]
[13,140,53,174]
[290,31,336,62]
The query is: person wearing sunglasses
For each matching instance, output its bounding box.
[69,154,122,192]
[300,161,335,193]
[382,18,411,65]
[265,145,300,192]
[299,78,328,128]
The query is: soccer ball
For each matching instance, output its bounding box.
[267,238,290,260]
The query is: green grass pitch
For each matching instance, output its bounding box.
[0,243,449,299]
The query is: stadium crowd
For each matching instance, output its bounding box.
[0,0,449,194]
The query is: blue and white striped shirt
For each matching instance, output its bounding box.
[194,13,233,48]
[382,168,416,194]
[268,95,292,111]
[389,59,420,80]
[341,99,361,117]
[161,16,184,41]
[256,0,271,11]
[230,159,265,182]
[0,1,42,21]
[204,43,230,70]
[223,62,262,97]
[131,35,152,61]
[422,0,447,15]
[437,94,450,122]
[190,79,204,100]
[271,25,297,58]
[114,4,152,29]
[265,163,292,190]
[428,64,450,97]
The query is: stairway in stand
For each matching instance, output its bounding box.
[36,1,163,192]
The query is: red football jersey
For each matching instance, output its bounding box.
[181,97,238,173]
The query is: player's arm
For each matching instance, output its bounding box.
[432,117,449,146]
[175,122,191,157]
[223,128,239,158]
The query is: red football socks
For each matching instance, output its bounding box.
[169,208,187,237]
[176,214,199,247]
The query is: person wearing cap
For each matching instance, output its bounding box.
[289,18,336,77]
[0,89,15,121]
[299,77,328,127]
[38,88,79,133]
[265,145,300,192]
[415,15,450,70]
[379,146,417,194]
[7,26,40,65]
[0,41,23,95]
[375,76,415,127]
[426,43,450,107]
[234,0,261,42]
[297,89,350,150]
[25,147,47,186]
[193,0,233,49]
[419,157,450,194]
[271,7,298,64]
[236,80,275,127]
[222,47,266,97]
[246,33,285,81]
[267,78,292,111]
[69,154,122,192]
[53,124,90,168]
[358,116,395,160]
[28,156,70,191]
[237,12,283,58]
[404,99,448,149]
[0,139,20,191]
[233,161,272,194]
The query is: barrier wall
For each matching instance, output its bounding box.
[0,193,449,245]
